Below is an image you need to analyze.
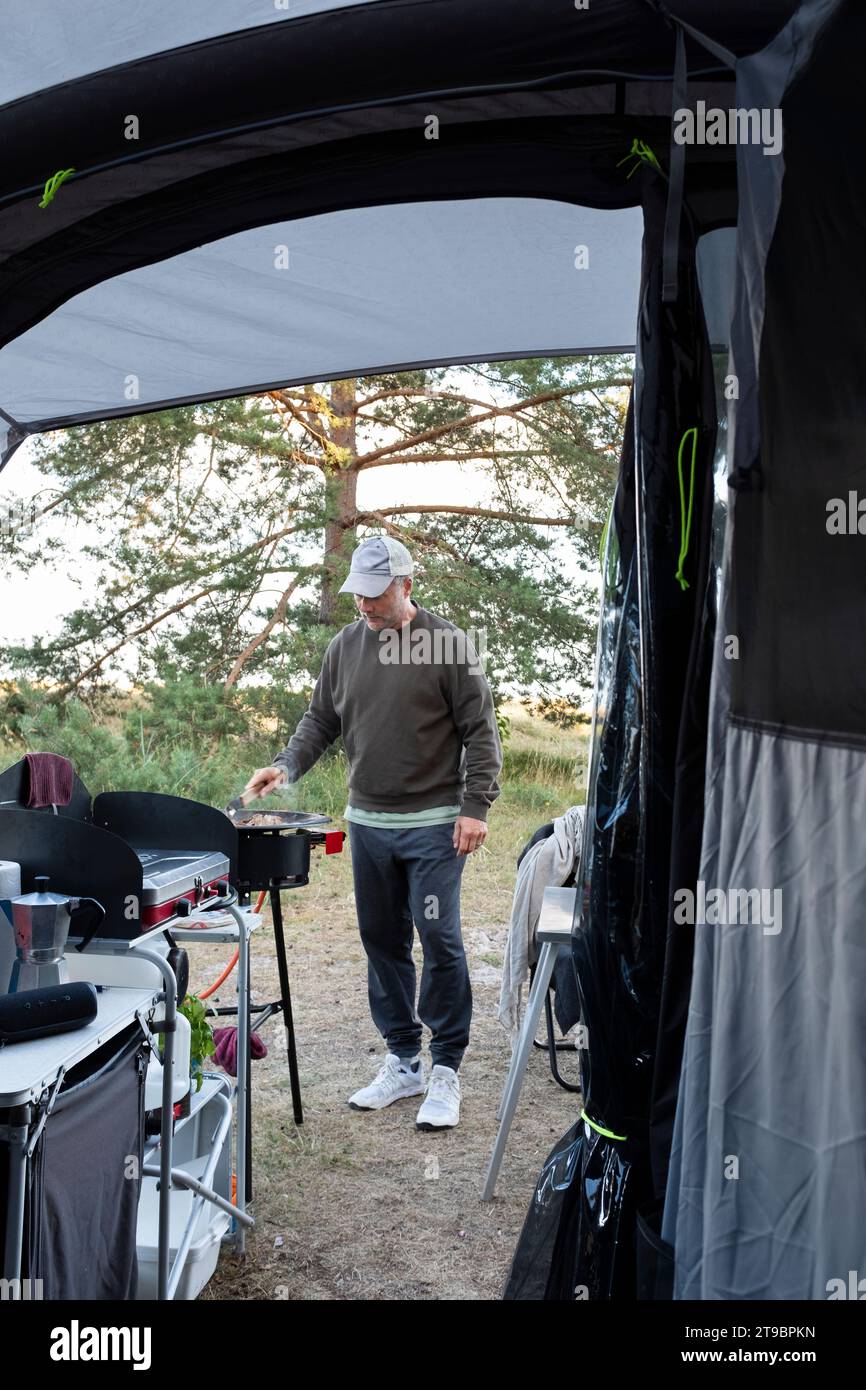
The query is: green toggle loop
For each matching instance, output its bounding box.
[616,137,663,180]
[598,499,613,574]
[38,167,76,209]
[675,426,699,591]
[580,1108,628,1142]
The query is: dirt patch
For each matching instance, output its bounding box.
[197,827,582,1301]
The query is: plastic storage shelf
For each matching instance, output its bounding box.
[136,1074,233,1300]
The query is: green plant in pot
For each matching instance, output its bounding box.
[179,993,216,1092]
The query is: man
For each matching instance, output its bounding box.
[245,535,502,1130]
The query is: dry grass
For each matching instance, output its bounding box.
[196,712,587,1301]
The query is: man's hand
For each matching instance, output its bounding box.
[244,765,288,799]
[453,815,487,856]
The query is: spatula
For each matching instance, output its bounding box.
[224,789,257,820]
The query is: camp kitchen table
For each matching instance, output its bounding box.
[0,772,347,1297]
[0,773,345,1142]
[0,901,260,1299]
[0,980,160,1288]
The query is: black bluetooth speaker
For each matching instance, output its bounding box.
[0,981,98,1044]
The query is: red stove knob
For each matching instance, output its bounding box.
[324,830,345,855]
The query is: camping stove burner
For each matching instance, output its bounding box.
[134,847,231,926]
[232,811,344,893]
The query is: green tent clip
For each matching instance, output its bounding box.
[675,426,699,590]
[38,167,76,208]
[580,1108,628,1142]
[616,138,663,180]
[598,497,614,575]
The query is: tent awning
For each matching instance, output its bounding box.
[0,0,798,467]
[0,198,643,436]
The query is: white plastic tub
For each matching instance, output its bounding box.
[136,1080,233,1300]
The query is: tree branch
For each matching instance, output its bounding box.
[350,451,545,467]
[74,519,306,635]
[356,388,493,413]
[353,382,630,470]
[377,504,578,526]
[264,392,329,466]
[352,510,467,563]
[57,584,225,695]
[223,568,315,689]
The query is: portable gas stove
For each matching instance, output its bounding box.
[203,805,345,1141]
[107,795,346,1143]
[0,766,346,1168]
[135,848,232,926]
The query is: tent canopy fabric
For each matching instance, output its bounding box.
[0,199,644,432]
[0,0,797,467]
[0,0,791,107]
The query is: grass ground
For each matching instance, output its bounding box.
[199,705,589,1301]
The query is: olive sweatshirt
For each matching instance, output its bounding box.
[272,604,502,821]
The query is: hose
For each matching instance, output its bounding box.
[197,890,267,1000]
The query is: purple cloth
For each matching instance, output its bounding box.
[25,752,74,808]
[212,1026,267,1077]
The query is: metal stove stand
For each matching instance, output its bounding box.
[212,883,305,1145]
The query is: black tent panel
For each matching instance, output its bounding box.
[729,0,866,745]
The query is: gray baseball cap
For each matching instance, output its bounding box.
[338,536,415,598]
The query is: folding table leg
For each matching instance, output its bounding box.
[269,887,303,1126]
[2,1105,29,1283]
[481,942,558,1201]
[235,905,252,1214]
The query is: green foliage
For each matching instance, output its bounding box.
[0,681,281,806]
[178,994,216,1093]
[0,679,41,740]
[242,684,311,740]
[524,695,592,730]
[1,359,631,712]
[0,683,586,837]
[124,674,249,747]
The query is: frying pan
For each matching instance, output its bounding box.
[224,783,330,829]
[227,807,332,830]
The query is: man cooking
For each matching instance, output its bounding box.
[244,535,502,1130]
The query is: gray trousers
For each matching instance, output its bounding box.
[348,820,471,1071]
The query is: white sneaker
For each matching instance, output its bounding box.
[415,1065,461,1130]
[348,1053,425,1110]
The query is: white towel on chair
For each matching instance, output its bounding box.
[498,803,585,1044]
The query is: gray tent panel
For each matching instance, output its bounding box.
[0,199,642,435]
[695,229,736,353]
[0,0,375,107]
[666,725,866,1299]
